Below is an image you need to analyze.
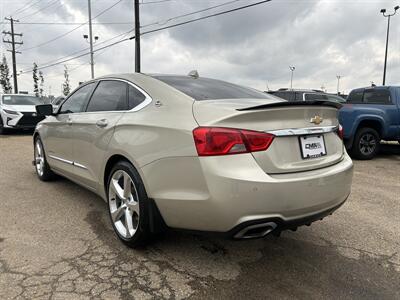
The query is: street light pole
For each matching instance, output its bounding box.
[289,66,295,89]
[336,75,342,95]
[380,6,399,86]
[134,0,141,73]
[87,0,94,79]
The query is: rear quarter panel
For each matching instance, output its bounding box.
[97,79,199,199]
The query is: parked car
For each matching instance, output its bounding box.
[269,89,346,103]
[33,73,353,247]
[51,96,65,112]
[339,86,400,160]
[0,94,45,134]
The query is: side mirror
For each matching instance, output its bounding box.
[36,104,54,116]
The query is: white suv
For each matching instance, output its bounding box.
[0,94,44,133]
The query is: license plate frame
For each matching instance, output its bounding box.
[299,135,327,159]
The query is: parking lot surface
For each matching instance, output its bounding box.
[0,134,399,300]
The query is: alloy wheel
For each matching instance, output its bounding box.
[359,133,377,155]
[108,170,140,238]
[35,140,45,177]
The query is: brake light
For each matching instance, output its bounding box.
[337,124,344,140]
[193,127,274,156]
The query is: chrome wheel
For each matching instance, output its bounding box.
[359,133,377,155]
[35,140,45,177]
[108,170,140,238]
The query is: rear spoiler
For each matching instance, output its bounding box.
[237,100,342,111]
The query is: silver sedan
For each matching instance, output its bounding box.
[33,73,353,247]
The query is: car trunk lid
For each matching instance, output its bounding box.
[192,99,344,174]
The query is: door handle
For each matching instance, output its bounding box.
[96,119,108,128]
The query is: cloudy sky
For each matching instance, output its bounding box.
[0,0,399,96]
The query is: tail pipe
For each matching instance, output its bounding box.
[234,222,277,239]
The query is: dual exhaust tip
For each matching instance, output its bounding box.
[234,222,278,239]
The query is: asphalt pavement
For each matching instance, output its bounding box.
[0,134,399,299]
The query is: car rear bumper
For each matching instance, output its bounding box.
[142,152,353,233]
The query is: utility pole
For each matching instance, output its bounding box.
[87,0,95,79]
[134,0,141,72]
[289,66,295,89]
[380,6,399,86]
[336,75,342,95]
[3,17,23,94]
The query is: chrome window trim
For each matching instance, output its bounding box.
[93,78,153,113]
[267,125,338,137]
[49,155,73,165]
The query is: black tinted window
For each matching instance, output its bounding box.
[347,90,363,103]
[304,93,328,101]
[363,89,391,104]
[86,81,128,112]
[60,83,95,114]
[154,76,269,100]
[128,85,146,109]
[274,91,294,101]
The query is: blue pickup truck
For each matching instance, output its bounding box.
[339,86,400,159]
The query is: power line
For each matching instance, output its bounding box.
[142,0,272,35]
[19,0,123,52]
[19,0,272,74]
[141,0,242,29]
[19,29,135,74]
[10,0,41,17]
[140,0,172,4]
[13,22,134,25]
[19,0,60,20]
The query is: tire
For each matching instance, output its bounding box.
[0,117,6,134]
[350,127,380,160]
[34,137,57,181]
[107,160,153,248]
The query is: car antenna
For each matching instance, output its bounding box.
[188,70,199,79]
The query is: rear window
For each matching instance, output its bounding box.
[154,76,269,100]
[363,89,391,104]
[304,93,328,101]
[347,90,363,103]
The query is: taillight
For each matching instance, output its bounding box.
[193,127,274,156]
[337,124,344,140]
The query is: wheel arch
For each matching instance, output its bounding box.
[100,152,149,201]
[355,118,384,137]
[101,153,167,234]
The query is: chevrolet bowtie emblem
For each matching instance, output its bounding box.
[310,115,323,125]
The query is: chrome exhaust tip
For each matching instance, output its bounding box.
[234,222,277,239]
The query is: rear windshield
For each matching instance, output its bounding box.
[154,76,269,100]
[2,95,43,105]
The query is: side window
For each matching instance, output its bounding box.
[86,80,128,112]
[347,90,364,103]
[59,82,96,114]
[304,93,328,101]
[295,92,304,101]
[363,89,392,104]
[128,85,146,109]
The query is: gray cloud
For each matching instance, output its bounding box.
[1,0,399,96]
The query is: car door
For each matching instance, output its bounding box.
[45,82,96,176]
[68,80,131,190]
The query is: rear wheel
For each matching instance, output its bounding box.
[107,161,153,248]
[351,127,380,160]
[34,137,56,181]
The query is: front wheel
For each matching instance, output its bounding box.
[350,127,380,160]
[107,161,153,248]
[34,137,56,181]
